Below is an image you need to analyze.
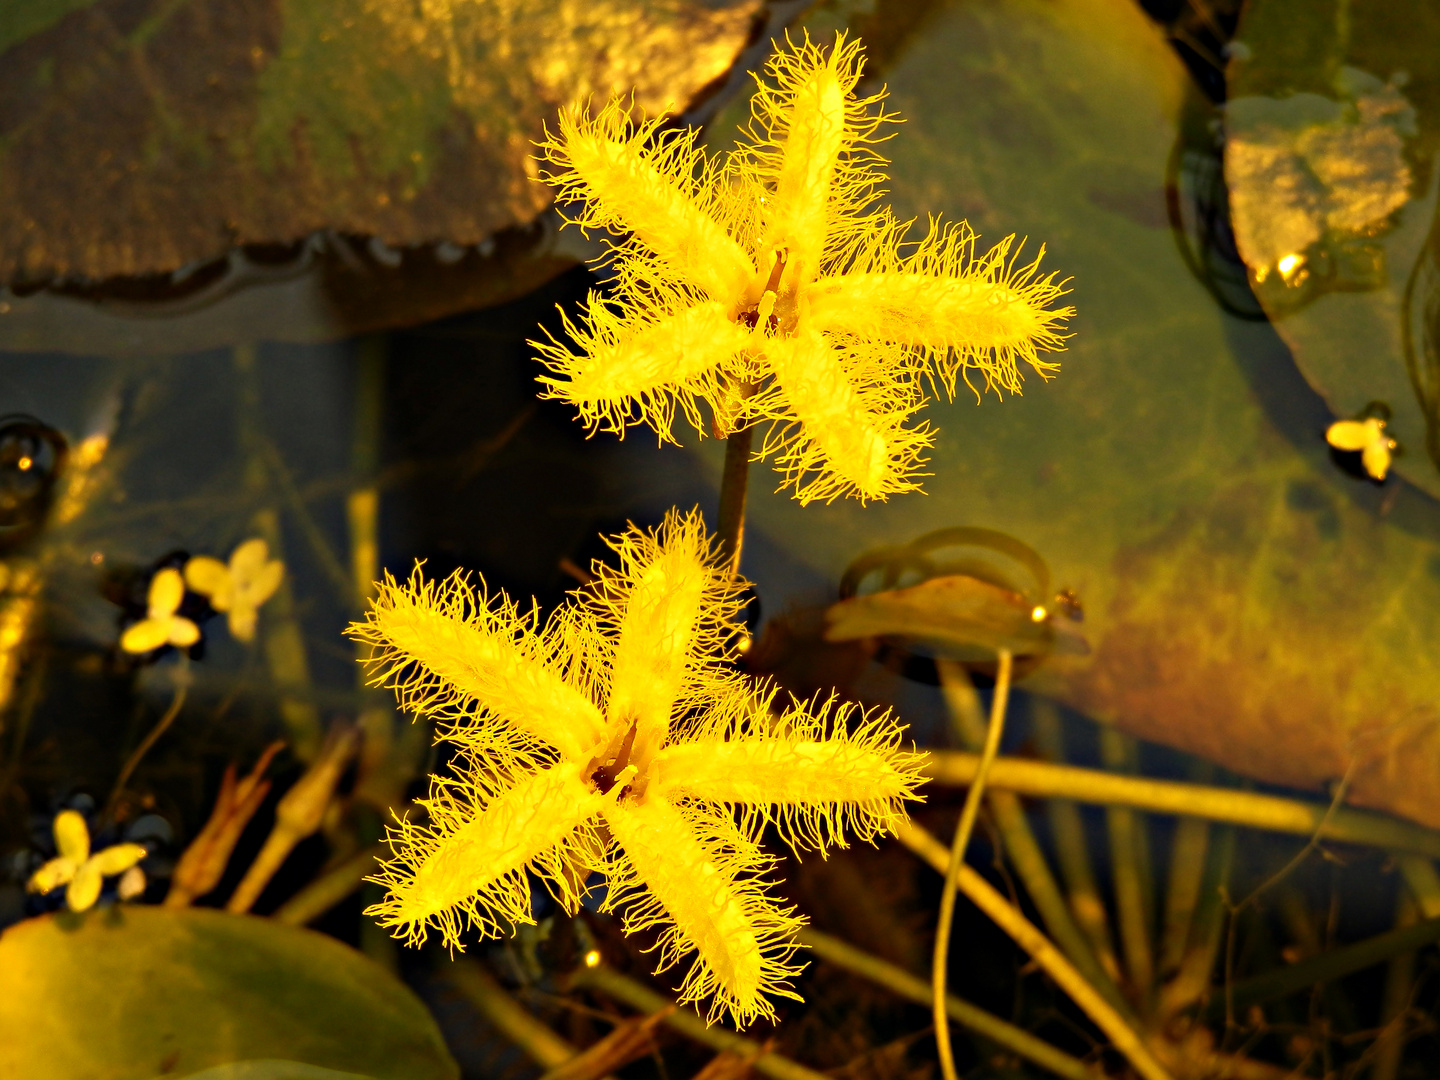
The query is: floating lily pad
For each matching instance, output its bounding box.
[1224,0,1440,497]
[696,0,1440,827]
[0,0,761,285]
[0,906,458,1080]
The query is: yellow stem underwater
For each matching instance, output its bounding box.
[933,650,1011,1080]
[900,820,1175,1080]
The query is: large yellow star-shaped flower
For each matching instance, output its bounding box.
[534,33,1073,504]
[349,509,923,1025]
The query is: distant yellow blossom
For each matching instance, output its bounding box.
[185,538,285,642]
[27,810,146,912]
[1326,415,1397,481]
[120,568,199,654]
[349,509,924,1026]
[534,32,1072,504]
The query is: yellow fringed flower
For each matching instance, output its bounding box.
[534,32,1073,504]
[348,509,924,1026]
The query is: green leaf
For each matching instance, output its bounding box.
[705,0,1440,828]
[1225,0,1440,497]
[0,906,457,1080]
[0,0,762,284]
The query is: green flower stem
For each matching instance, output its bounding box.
[800,928,1100,1080]
[1372,892,1418,1080]
[573,964,830,1080]
[1099,729,1154,1004]
[1207,912,1440,1017]
[921,753,1440,857]
[1397,854,1440,918]
[272,842,386,926]
[897,820,1175,1080]
[938,668,1133,1023]
[934,650,1012,1080]
[1157,824,1234,1021]
[1157,814,1211,981]
[1031,702,1122,986]
[716,424,754,578]
[105,673,189,819]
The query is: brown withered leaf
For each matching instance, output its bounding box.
[537,1008,670,1080]
[0,0,762,285]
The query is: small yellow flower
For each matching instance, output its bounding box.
[534,33,1072,504]
[185,539,285,642]
[1326,416,1397,481]
[27,810,147,912]
[349,509,924,1026]
[119,567,200,654]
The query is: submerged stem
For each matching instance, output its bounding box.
[716,425,754,579]
[900,820,1175,1080]
[801,928,1098,1080]
[105,672,189,819]
[933,649,1011,1080]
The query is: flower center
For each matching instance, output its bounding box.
[586,720,644,798]
[737,250,790,336]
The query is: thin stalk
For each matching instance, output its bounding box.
[939,668,1131,1021]
[1209,913,1440,1016]
[1157,824,1234,1021]
[574,964,830,1080]
[934,649,1011,1080]
[921,753,1440,857]
[800,928,1099,1080]
[1221,768,1355,1033]
[272,841,386,925]
[1371,893,1417,1080]
[1100,729,1154,1003]
[1397,854,1440,918]
[1031,702,1121,984]
[1158,815,1211,981]
[105,675,189,818]
[716,425,754,578]
[898,820,1174,1080]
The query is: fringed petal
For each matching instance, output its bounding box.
[657,695,926,855]
[755,327,932,504]
[736,31,894,286]
[808,219,1074,398]
[539,97,755,301]
[348,566,607,760]
[593,509,742,764]
[535,298,752,443]
[366,760,608,948]
[602,795,805,1028]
